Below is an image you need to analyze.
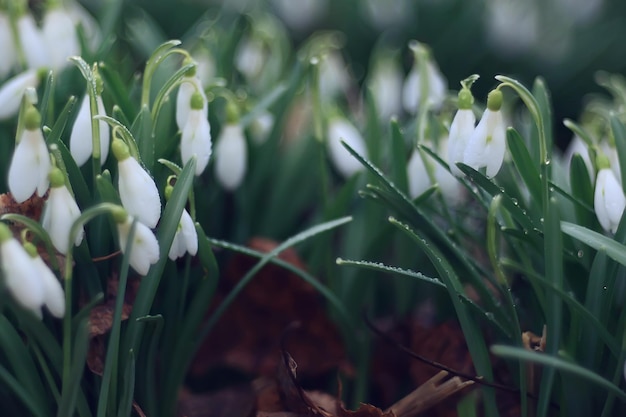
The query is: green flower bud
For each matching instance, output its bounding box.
[48,167,65,188]
[23,241,37,258]
[486,89,503,112]
[111,206,128,224]
[457,87,474,110]
[0,223,12,243]
[226,101,239,124]
[24,106,41,131]
[596,152,610,170]
[190,91,204,110]
[111,138,130,161]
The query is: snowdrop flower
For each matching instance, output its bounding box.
[448,83,477,177]
[250,111,274,145]
[463,89,506,178]
[235,36,266,81]
[113,209,160,275]
[407,148,431,199]
[169,208,197,260]
[319,52,350,102]
[368,57,403,121]
[600,141,621,185]
[402,42,447,114]
[327,117,367,178]
[8,105,50,203]
[594,155,626,234]
[42,5,80,72]
[17,12,49,70]
[181,91,212,176]
[41,168,83,254]
[113,138,161,228]
[435,138,464,206]
[176,61,207,132]
[0,224,65,318]
[70,91,110,166]
[564,135,594,182]
[0,69,40,120]
[214,119,248,191]
[0,10,17,78]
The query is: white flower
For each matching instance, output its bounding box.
[402,52,447,114]
[41,169,83,254]
[70,93,110,166]
[214,123,248,190]
[448,108,476,177]
[407,148,431,199]
[564,135,594,182]
[368,59,403,121]
[32,255,65,318]
[113,139,161,228]
[327,118,367,178]
[17,13,49,70]
[250,111,274,145]
[271,0,326,30]
[42,7,80,72]
[0,70,40,120]
[181,95,212,176]
[319,52,350,101]
[435,139,463,205]
[0,11,17,78]
[8,109,51,203]
[594,168,626,233]
[176,74,207,131]
[116,215,160,275]
[463,90,506,178]
[0,235,46,317]
[168,208,198,260]
[235,37,266,81]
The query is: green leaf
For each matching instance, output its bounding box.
[389,119,409,193]
[561,221,626,267]
[58,318,90,417]
[563,119,594,148]
[99,63,138,122]
[491,345,626,404]
[131,105,154,171]
[610,114,626,195]
[389,217,500,417]
[506,127,541,205]
[569,154,596,228]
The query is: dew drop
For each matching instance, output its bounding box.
[545,159,551,166]
[603,286,607,291]
[577,250,584,258]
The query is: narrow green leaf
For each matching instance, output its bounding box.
[610,114,626,195]
[389,217,500,417]
[389,118,409,193]
[506,127,542,205]
[538,197,563,417]
[99,63,138,121]
[131,105,154,170]
[457,162,540,234]
[117,350,135,417]
[58,318,90,417]
[561,221,626,267]
[0,364,46,417]
[491,345,626,403]
[563,119,594,148]
[569,154,596,228]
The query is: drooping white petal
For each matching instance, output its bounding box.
[319,52,350,101]
[41,185,83,254]
[327,118,367,178]
[1,239,45,317]
[564,135,594,182]
[214,124,248,190]
[70,94,110,166]
[463,109,506,178]
[447,109,476,177]
[175,76,207,131]
[8,128,51,203]
[118,157,161,228]
[407,148,431,199]
[42,8,79,71]
[0,70,39,120]
[0,12,17,78]
[17,14,49,69]
[181,109,212,175]
[32,255,65,318]
[600,141,621,185]
[402,61,447,114]
[117,216,160,275]
[435,139,463,205]
[250,111,274,145]
[235,37,265,81]
[594,168,626,233]
[368,60,403,121]
[168,209,197,260]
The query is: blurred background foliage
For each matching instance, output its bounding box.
[77,0,626,149]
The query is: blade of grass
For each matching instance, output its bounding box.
[491,345,626,403]
[388,216,500,417]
